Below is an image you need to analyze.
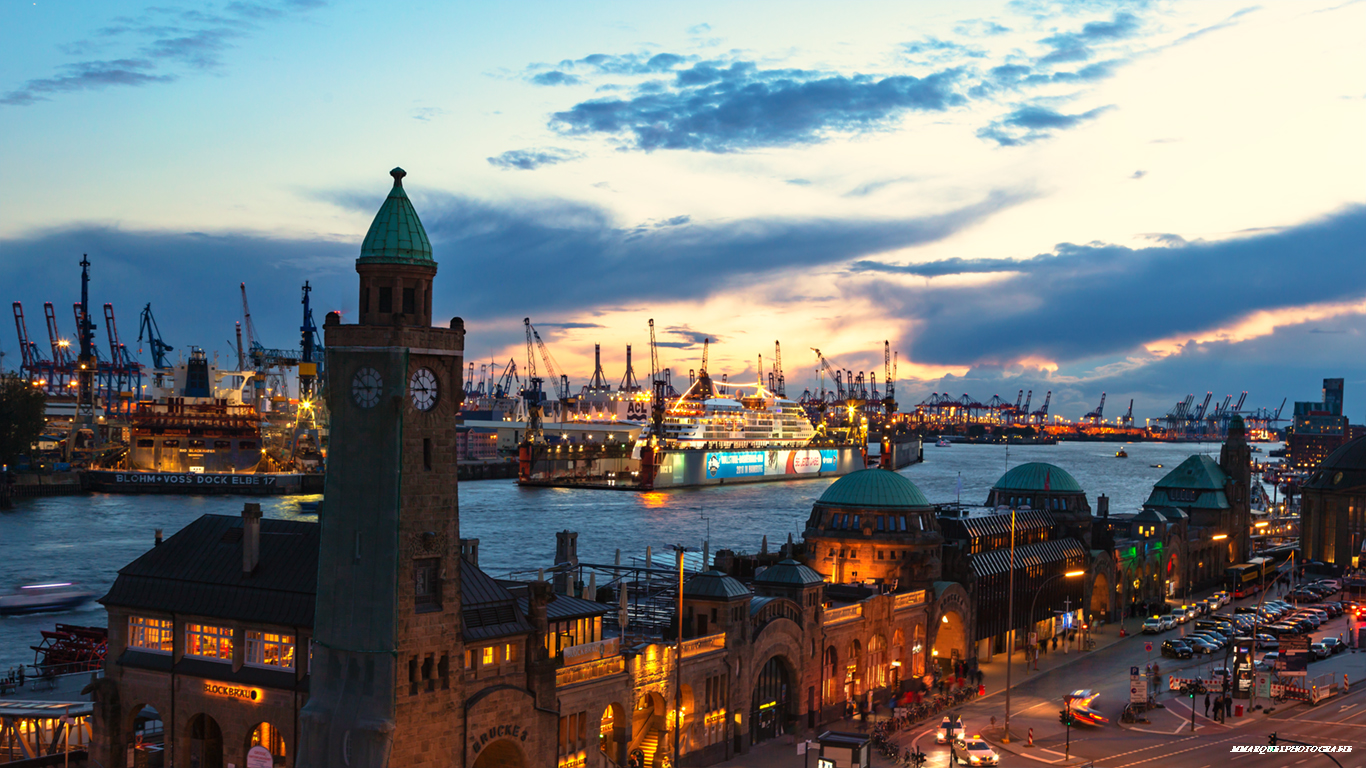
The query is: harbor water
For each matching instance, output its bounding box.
[0,440,1266,671]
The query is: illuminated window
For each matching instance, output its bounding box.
[128,616,173,653]
[184,623,233,661]
[505,642,518,663]
[482,646,495,665]
[245,631,296,669]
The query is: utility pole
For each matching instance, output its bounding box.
[1004,507,1016,741]
[674,546,685,768]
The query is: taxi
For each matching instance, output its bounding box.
[950,735,1000,765]
[936,714,965,744]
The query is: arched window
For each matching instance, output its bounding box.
[822,647,838,704]
[911,624,926,676]
[868,635,887,690]
[845,640,862,699]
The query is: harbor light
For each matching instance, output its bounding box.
[1212,534,1228,540]
[1065,570,1085,577]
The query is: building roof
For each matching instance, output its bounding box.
[461,558,532,642]
[516,592,612,622]
[1304,435,1366,491]
[682,570,751,601]
[992,462,1083,494]
[968,538,1088,577]
[938,509,1056,542]
[817,469,931,509]
[755,559,825,587]
[357,168,434,266]
[101,514,319,628]
[1143,455,1230,510]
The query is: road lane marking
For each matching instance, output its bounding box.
[1109,734,1242,768]
[1339,703,1358,711]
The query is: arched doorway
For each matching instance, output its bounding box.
[891,630,905,690]
[247,722,286,766]
[750,656,791,745]
[1090,571,1111,619]
[911,624,926,677]
[599,702,627,765]
[932,611,966,673]
[187,714,223,768]
[127,704,163,764]
[630,692,666,768]
[821,646,838,706]
[868,635,887,692]
[472,738,526,768]
[844,639,862,701]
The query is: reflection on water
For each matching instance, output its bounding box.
[0,440,1270,669]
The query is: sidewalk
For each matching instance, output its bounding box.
[974,620,1130,704]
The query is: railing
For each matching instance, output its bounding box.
[895,590,928,611]
[822,604,862,625]
[562,636,620,666]
[680,633,726,658]
[556,655,626,687]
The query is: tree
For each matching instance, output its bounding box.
[0,374,46,467]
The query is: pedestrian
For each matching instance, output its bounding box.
[1204,693,1210,718]
[1226,697,1233,718]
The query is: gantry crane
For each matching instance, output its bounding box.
[524,318,570,401]
[521,318,545,443]
[1083,392,1107,424]
[648,319,667,434]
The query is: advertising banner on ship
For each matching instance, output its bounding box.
[704,449,842,479]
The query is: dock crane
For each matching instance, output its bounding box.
[521,319,545,443]
[1031,390,1051,424]
[1121,399,1134,427]
[299,281,321,399]
[694,338,714,398]
[619,345,640,392]
[1021,390,1033,424]
[524,318,570,401]
[770,341,785,397]
[883,341,896,414]
[1083,392,1106,424]
[493,358,519,398]
[12,302,48,387]
[648,319,668,434]
[810,348,843,402]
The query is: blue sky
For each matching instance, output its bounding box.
[2,0,1364,421]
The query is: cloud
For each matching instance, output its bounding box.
[550,63,966,152]
[665,327,719,346]
[537,322,604,329]
[845,177,919,197]
[786,178,812,186]
[2,1,322,107]
[1038,11,1141,64]
[977,104,1113,145]
[847,205,1366,368]
[410,106,447,121]
[1131,170,1147,179]
[687,23,712,34]
[554,52,693,76]
[530,71,583,86]
[954,19,1012,36]
[487,147,585,170]
[0,59,173,106]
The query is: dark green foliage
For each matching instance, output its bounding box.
[0,374,46,466]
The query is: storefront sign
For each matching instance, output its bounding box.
[246,746,273,768]
[471,724,529,757]
[203,682,262,701]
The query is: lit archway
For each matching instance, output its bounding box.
[186,713,223,768]
[750,656,793,745]
[472,738,526,768]
[932,611,967,673]
[247,722,286,766]
[844,639,862,701]
[1090,571,1111,619]
[599,702,626,765]
[867,635,888,691]
[822,646,838,705]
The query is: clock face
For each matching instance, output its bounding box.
[351,367,383,409]
[410,368,439,411]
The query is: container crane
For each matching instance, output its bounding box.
[136,303,174,383]
[299,281,322,399]
[619,345,640,392]
[1121,398,1134,427]
[648,319,667,433]
[12,302,48,387]
[772,341,785,397]
[1083,392,1106,424]
[524,318,570,401]
[521,318,544,443]
[1031,390,1051,424]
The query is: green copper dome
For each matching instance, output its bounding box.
[817,469,931,509]
[358,168,434,266]
[993,462,1083,493]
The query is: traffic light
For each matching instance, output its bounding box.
[1059,710,1074,726]
[1269,733,1278,746]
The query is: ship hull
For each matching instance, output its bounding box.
[518,445,864,490]
[82,470,323,495]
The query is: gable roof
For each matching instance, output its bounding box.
[1143,455,1230,510]
[461,558,532,642]
[101,514,319,628]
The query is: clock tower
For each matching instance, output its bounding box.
[298,168,465,768]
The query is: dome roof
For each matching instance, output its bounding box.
[358,168,434,266]
[755,559,825,587]
[1305,435,1366,490]
[817,469,931,509]
[993,462,1083,494]
[682,570,750,601]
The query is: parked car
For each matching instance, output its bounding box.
[1160,615,1178,631]
[1310,642,1330,660]
[1255,634,1279,650]
[1261,651,1280,669]
[1187,637,1219,655]
[1143,617,1164,634]
[1163,640,1194,659]
[1322,637,1345,655]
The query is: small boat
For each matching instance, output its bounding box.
[0,583,96,616]
[936,438,952,447]
[1151,463,1164,469]
[1115,449,1128,458]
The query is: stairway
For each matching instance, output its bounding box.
[638,731,661,768]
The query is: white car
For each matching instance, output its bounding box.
[936,715,965,744]
[1159,615,1177,631]
[951,736,1000,765]
[1143,617,1163,634]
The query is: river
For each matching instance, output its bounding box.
[0,439,1270,671]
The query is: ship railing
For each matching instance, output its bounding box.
[555,655,626,688]
[822,604,862,625]
[895,590,928,611]
[680,633,727,658]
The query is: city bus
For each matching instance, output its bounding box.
[1226,557,1275,599]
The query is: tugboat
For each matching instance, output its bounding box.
[936,438,952,447]
[0,583,96,616]
[1115,448,1128,458]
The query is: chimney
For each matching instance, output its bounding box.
[460,538,480,566]
[154,529,163,547]
[242,502,262,575]
[1097,494,1110,518]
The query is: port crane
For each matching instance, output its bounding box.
[619,345,640,392]
[1083,392,1106,424]
[298,281,322,399]
[524,318,570,401]
[1121,399,1134,427]
[648,319,667,434]
[1031,390,1051,424]
[521,318,545,443]
[769,341,785,397]
[882,341,896,413]
[492,358,520,398]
